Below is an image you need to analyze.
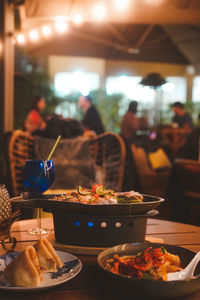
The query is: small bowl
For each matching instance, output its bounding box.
[97,242,200,299]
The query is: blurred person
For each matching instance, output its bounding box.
[178,127,200,160]
[24,95,47,134]
[172,101,193,128]
[78,95,105,135]
[121,101,141,141]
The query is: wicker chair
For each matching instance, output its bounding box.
[131,144,171,197]
[88,132,126,192]
[8,130,34,196]
[8,130,126,195]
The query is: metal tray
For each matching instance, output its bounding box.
[11,192,164,216]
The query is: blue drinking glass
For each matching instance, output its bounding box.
[23,160,54,235]
[24,160,54,193]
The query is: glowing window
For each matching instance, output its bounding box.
[106,75,155,115]
[54,71,100,96]
[162,76,187,107]
[192,76,200,102]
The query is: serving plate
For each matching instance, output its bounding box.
[0,251,82,292]
[97,242,200,299]
[11,192,164,216]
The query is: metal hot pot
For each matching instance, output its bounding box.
[11,193,164,247]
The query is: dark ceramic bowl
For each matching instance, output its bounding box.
[97,242,200,299]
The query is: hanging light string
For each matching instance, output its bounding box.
[15,0,132,45]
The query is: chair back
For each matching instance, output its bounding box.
[89,132,126,191]
[8,130,126,194]
[8,130,34,196]
[174,158,200,199]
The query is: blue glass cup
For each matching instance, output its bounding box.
[24,160,54,193]
[23,160,54,235]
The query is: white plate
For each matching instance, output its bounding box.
[0,250,82,292]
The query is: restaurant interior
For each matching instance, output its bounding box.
[0,1,200,299]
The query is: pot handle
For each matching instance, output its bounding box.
[147,209,159,217]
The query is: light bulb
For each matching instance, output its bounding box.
[114,0,130,11]
[42,25,51,36]
[55,20,68,33]
[93,2,107,21]
[16,33,26,44]
[29,30,39,41]
[72,14,83,25]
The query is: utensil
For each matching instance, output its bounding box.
[97,242,200,299]
[168,251,200,281]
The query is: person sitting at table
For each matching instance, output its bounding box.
[24,95,47,134]
[178,126,200,160]
[78,95,105,135]
[171,101,193,129]
[121,101,141,142]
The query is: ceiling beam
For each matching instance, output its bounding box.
[163,25,200,68]
[27,28,136,55]
[144,34,169,47]
[107,24,130,47]
[134,25,154,50]
[22,2,200,25]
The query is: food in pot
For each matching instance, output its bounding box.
[105,247,182,281]
[116,191,143,203]
[4,238,63,287]
[53,184,143,205]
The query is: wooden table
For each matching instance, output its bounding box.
[1,217,200,300]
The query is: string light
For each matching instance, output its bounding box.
[16,33,26,44]
[114,0,130,11]
[72,14,83,25]
[29,30,39,41]
[54,19,68,33]
[93,2,107,21]
[41,25,51,36]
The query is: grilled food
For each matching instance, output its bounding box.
[53,184,143,205]
[105,247,182,281]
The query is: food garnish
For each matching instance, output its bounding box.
[106,247,182,281]
[116,191,143,203]
[53,185,143,205]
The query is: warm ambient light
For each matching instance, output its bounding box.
[145,0,164,6]
[93,2,107,21]
[16,33,26,44]
[72,14,83,25]
[41,25,51,36]
[54,20,68,33]
[29,30,39,41]
[114,0,130,10]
